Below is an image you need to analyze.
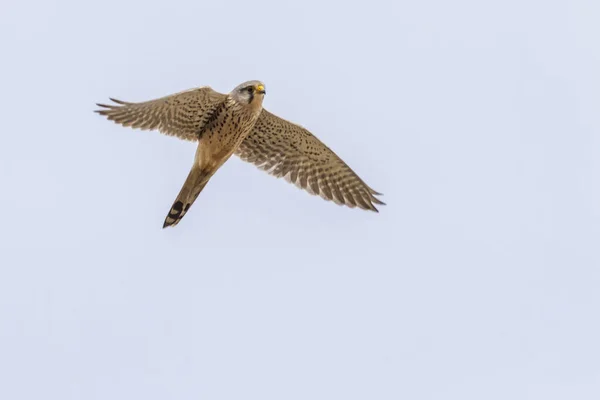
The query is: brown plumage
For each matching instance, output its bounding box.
[95,80,383,228]
[236,110,384,212]
[95,87,227,142]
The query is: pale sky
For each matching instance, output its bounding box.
[1,0,599,399]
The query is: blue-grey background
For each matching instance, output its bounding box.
[1,1,598,399]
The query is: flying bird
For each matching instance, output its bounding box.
[95,80,384,228]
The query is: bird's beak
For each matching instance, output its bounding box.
[256,84,266,95]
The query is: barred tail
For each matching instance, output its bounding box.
[163,165,210,228]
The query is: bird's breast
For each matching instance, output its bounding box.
[202,103,261,151]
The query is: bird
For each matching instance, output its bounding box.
[95,80,384,228]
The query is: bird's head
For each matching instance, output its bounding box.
[232,80,266,106]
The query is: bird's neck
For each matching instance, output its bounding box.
[228,96,263,115]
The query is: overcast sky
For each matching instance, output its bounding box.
[1,0,599,399]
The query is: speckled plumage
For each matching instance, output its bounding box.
[236,110,384,212]
[95,87,227,142]
[95,80,384,228]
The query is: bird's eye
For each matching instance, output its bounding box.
[246,86,254,92]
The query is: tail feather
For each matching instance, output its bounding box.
[163,166,209,228]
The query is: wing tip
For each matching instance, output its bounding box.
[94,97,131,113]
[371,197,385,206]
[94,103,114,113]
[360,192,385,213]
[109,97,131,105]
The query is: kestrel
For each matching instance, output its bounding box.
[95,80,384,228]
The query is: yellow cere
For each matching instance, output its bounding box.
[256,84,265,92]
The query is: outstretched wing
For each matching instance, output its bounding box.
[95,87,227,141]
[235,109,384,211]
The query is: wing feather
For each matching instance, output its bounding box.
[236,109,384,211]
[95,87,227,141]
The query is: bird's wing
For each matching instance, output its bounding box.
[235,109,384,211]
[95,87,227,141]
